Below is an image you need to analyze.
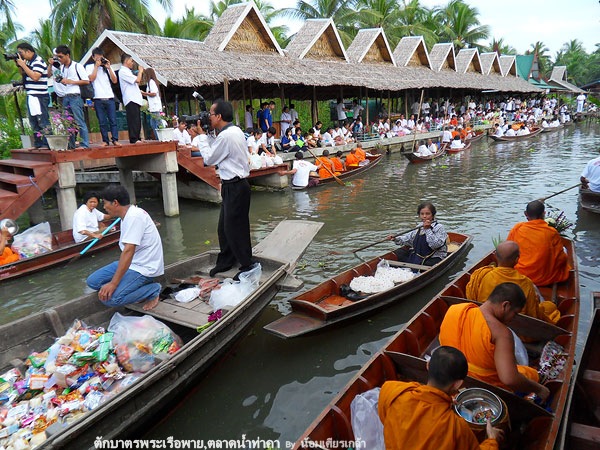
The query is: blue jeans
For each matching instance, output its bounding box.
[62,94,89,147]
[86,261,161,307]
[94,98,118,144]
[27,94,50,148]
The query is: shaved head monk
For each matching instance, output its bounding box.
[507,200,570,286]
[466,241,560,323]
[379,346,503,450]
[439,283,550,402]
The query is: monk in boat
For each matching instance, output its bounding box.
[439,282,550,402]
[330,150,345,172]
[507,200,570,286]
[379,346,503,450]
[0,225,20,266]
[345,148,360,169]
[316,149,339,178]
[466,241,560,324]
[354,142,367,163]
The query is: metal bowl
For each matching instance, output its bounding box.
[0,219,18,235]
[454,388,503,425]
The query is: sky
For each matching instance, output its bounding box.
[12,0,599,58]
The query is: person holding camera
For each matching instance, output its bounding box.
[119,53,144,143]
[53,45,91,148]
[196,100,254,280]
[86,47,120,146]
[14,42,50,149]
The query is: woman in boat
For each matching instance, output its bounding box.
[0,225,20,265]
[72,191,111,243]
[388,202,448,266]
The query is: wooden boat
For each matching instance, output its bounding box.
[559,292,600,450]
[403,146,447,163]
[291,154,383,190]
[466,130,487,143]
[264,232,472,338]
[0,219,120,282]
[446,141,473,154]
[541,125,564,133]
[579,187,600,214]
[0,220,323,449]
[295,237,578,450]
[489,127,543,142]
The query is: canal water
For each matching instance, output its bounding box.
[1,122,599,445]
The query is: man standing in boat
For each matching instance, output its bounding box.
[87,185,164,311]
[196,99,254,280]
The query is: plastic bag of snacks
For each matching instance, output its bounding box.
[107,313,182,373]
[11,222,52,258]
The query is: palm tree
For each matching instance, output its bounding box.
[49,0,173,59]
[435,0,489,50]
[527,41,550,78]
[29,19,59,60]
[483,38,516,56]
[162,8,213,41]
[0,0,16,40]
[394,0,438,49]
[554,39,589,86]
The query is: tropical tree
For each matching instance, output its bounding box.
[29,19,59,60]
[554,39,589,86]
[49,0,173,59]
[483,37,516,56]
[435,0,489,50]
[162,8,213,41]
[0,0,16,41]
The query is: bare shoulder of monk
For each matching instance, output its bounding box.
[481,307,512,345]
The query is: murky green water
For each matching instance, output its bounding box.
[1,122,599,446]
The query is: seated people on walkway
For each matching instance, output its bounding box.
[317,149,340,178]
[320,127,335,147]
[331,150,345,172]
[246,129,262,155]
[466,241,560,324]
[304,128,318,149]
[427,138,438,154]
[87,185,163,311]
[332,124,345,145]
[0,224,20,266]
[439,283,550,401]
[345,147,360,169]
[173,120,191,146]
[72,191,110,243]
[259,126,277,156]
[450,135,465,149]
[292,126,305,148]
[379,346,503,450]
[415,140,433,157]
[507,200,570,286]
[280,127,297,153]
[283,151,320,188]
[580,153,600,192]
[388,202,447,266]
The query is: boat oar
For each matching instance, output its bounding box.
[67,217,121,265]
[537,184,581,202]
[305,147,345,186]
[329,225,421,255]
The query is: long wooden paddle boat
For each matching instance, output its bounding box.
[403,146,447,163]
[466,129,487,143]
[291,154,383,190]
[541,124,564,133]
[0,220,322,449]
[0,219,121,282]
[489,127,543,142]
[264,232,472,338]
[294,237,578,450]
[559,292,600,450]
[579,187,600,214]
[446,141,473,154]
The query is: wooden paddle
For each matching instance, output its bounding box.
[67,217,121,265]
[330,225,421,255]
[305,147,345,186]
[538,184,581,202]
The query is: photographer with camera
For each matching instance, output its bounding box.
[85,47,119,146]
[14,42,50,149]
[195,100,254,280]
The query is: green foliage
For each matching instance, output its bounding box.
[0,119,22,158]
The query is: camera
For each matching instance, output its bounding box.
[52,56,60,68]
[54,72,63,83]
[3,53,19,61]
[100,57,108,65]
[11,80,24,87]
[182,112,211,131]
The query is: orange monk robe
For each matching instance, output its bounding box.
[451,130,459,138]
[450,118,458,126]
[507,219,571,286]
[378,381,498,450]
[345,152,360,168]
[316,157,339,178]
[355,147,366,162]
[330,157,345,172]
[0,247,19,266]
[466,266,560,324]
[439,302,539,389]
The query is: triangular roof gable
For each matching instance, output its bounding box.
[346,28,395,65]
[479,52,501,75]
[203,2,283,55]
[428,43,456,71]
[455,48,482,74]
[392,36,431,68]
[550,66,567,82]
[515,54,535,80]
[499,55,517,77]
[285,18,347,61]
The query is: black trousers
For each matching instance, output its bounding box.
[125,102,141,143]
[215,178,253,269]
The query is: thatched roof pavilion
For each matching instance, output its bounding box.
[429,43,456,72]
[393,36,432,69]
[455,48,483,74]
[499,55,518,77]
[479,52,502,76]
[345,28,395,65]
[548,66,585,93]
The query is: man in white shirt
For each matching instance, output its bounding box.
[87,185,163,310]
[576,93,586,113]
[284,151,320,188]
[244,104,253,132]
[289,104,299,123]
[119,53,144,143]
[280,106,292,137]
[442,127,453,143]
[352,100,364,120]
[196,100,254,280]
[422,101,430,117]
[493,124,504,136]
[505,127,516,137]
[86,47,119,146]
[336,98,347,126]
[581,154,600,192]
[172,120,191,146]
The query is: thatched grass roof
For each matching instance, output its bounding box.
[429,43,456,72]
[455,48,482,74]
[499,55,517,77]
[479,52,502,76]
[285,19,347,62]
[393,36,431,69]
[549,66,584,93]
[346,28,395,65]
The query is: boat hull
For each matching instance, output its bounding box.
[403,147,447,163]
[579,188,600,214]
[291,154,383,190]
[489,127,543,141]
[446,141,472,154]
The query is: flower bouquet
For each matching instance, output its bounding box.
[36,108,79,137]
[545,210,573,234]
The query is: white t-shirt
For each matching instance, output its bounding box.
[259,133,274,150]
[246,135,260,154]
[321,132,334,146]
[72,204,105,243]
[442,130,453,142]
[450,139,465,149]
[173,127,191,145]
[292,160,318,188]
[146,79,162,112]
[505,128,516,136]
[119,66,143,106]
[336,102,346,121]
[60,62,89,95]
[245,111,253,130]
[416,145,432,156]
[582,156,600,192]
[85,63,114,99]
[120,205,164,278]
[352,104,364,118]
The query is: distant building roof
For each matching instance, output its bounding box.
[285,18,348,62]
[548,66,585,93]
[429,43,456,72]
[393,36,431,69]
[346,28,395,65]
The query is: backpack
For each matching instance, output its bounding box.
[76,63,95,99]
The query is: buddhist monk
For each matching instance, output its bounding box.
[0,226,20,266]
[379,346,503,450]
[466,241,560,324]
[354,142,367,162]
[316,149,339,179]
[330,150,345,172]
[345,148,360,169]
[507,200,570,286]
[439,283,550,401]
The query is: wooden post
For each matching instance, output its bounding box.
[223,78,229,101]
[312,86,317,124]
[404,91,408,117]
[366,88,370,126]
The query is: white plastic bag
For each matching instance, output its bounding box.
[510,328,529,366]
[11,222,52,258]
[174,287,200,303]
[209,263,261,310]
[350,387,385,450]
